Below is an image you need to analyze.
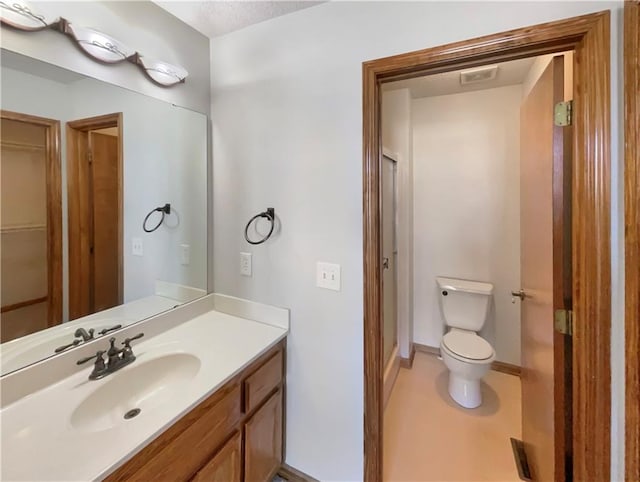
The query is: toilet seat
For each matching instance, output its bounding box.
[441,331,494,361]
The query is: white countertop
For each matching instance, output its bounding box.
[1,307,287,481]
[0,295,182,376]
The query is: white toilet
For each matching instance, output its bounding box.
[437,276,495,409]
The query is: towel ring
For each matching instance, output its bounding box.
[143,203,171,233]
[244,208,275,245]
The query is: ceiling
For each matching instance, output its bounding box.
[383,57,536,98]
[153,1,324,38]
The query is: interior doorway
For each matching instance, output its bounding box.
[67,113,123,320]
[363,11,612,482]
[0,110,62,341]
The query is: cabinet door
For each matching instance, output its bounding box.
[244,388,283,482]
[192,432,242,482]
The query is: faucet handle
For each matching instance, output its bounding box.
[54,339,81,353]
[98,324,122,336]
[77,350,106,366]
[122,333,144,348]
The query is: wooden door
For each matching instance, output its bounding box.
[0,113,62,341]
[67,114,122,319]
[520,55,572,481]
[244,389,283,482]
[89,131,120,312]
[381,155,397,367]
[192,432,242,482]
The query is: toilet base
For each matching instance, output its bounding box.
[448,373,482,409]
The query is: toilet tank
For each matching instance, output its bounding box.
[436,277,493,331]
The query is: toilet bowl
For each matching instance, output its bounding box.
[436,276,495,409]
[440,329,495,408]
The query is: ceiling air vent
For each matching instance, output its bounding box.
[460,65,499,85]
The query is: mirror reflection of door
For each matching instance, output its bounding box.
[0,111,62,342]
[67,114,123,319]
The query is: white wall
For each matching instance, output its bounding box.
[209,2,624,480]
[1,1,210,114]
[381,89,414,360]
[1,66,208,321]
[412,85,522,365]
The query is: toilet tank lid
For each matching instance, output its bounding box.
[436,277,494,295]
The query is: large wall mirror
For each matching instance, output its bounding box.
[0,49,208,375]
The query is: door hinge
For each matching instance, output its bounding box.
[554,100,573,127]
[554,309,573,336]
[87,151,93,164]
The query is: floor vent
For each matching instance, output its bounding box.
[510,437,533,481]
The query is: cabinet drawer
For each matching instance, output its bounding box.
[244,350,283,413]
[110,385,241,482]
[191,432,242,482]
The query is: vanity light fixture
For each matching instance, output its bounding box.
[65,24,134,63]
[0,0,56,31]
[137,56,188,85]
[0,8,188,87]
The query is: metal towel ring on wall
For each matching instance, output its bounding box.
[244,208,275,245]
[143,203,171,233]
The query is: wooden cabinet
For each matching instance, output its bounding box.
[105,340,285,482]
[192,432,242,482]
[245,388,283,482]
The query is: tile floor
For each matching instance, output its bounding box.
[384,352,522,482]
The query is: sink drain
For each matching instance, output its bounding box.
[124,408,141,420]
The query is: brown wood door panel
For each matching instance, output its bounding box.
[191,432,242,482]
[0,112,62,337]
[67,113,122,319]
[244,388,283,482]
[90,131,120,312]
[520,56,570,481]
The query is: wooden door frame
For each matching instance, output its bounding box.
[624,1,640,480]
[66,113,123,319]
[1,110,62,328]
[362,11,611,481]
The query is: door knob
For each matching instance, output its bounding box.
[382,257,389,270]
[511,289,526,303]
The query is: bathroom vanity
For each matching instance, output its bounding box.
[0,295,289,481]
[107,340,285,482]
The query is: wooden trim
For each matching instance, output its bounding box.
[414,343,522,376]
[625,2,640,480]
[399,344,416,369]
[1,110,62,328]
[363,11,611,482]
[413,342,440,356]
[66,113,123,319]
[1,296,48,313]
[383,348,400,409]
[278,463,320,482]
[492,361,522,377]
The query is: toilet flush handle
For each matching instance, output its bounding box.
[511,289,526,303]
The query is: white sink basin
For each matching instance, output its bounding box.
[70,353,201,433]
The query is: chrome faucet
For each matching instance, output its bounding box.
[76,333,144,380]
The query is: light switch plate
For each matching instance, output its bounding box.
[132,237,143,256]
[240,252,252,277]
[180,244,190,265]
[317,262,341,291]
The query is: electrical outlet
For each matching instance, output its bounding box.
[180,244,190,265]
[132,237,143,256]
[316,262,341,291]
[240,252,252,277]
